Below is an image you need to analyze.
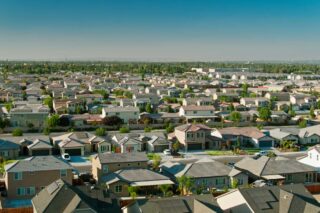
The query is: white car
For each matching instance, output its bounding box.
[62,153,71,161]
[163,149,171,155]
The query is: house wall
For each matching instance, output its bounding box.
[231,173,249,186]
[107,180,130,197]
[0,149,19,160]
[10,113,48,128]
[5,169,73,199]
[193,176,230,189]
[300,135,320,145]
[92,159,148,183]
[283,172,317,184]
[102,109,139,124]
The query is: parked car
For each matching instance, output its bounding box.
[62,153,71,161]
[252,179,273,188]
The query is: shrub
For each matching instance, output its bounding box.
[119,126,130,133]
[95,127,106,136]
[12,128,23,136]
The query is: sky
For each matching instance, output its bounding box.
[1,0,320,61]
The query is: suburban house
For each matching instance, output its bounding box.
[10,104,49,128]
[173,124,223,151]
[0,139,20,159]
[112,132,169,153]
[52,99,85,114]
[27,139,53,156]
[182,97,214,106]
[298,145,320,173]
[211,127,275,148]
[240,97,269,108]
[51,132,111,156]
[102,168,174,197]
[31,179,95,213]
[161,158,248,190]
[101,106,139,124]
[75,93,103,104]
[4,156,73,199]
[235,156,317,185]
[92,152,149,183]
[216,184,320,212]
[298,125,320,145]
[268,128,299,145]
[179,105,216,121]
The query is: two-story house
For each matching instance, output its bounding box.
[101,106,139,124]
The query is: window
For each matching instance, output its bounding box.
[215,178,225,185]
[202,179,208,186]
[286,174,293,182]
[101,145,109,152]
[193,111,197,114]
[237,178,243,185]
[17,187,25,196]
[26,187,35,195]
[103,165,109,173]
[60,169,67,177]
[0,151,8,157]
[115,185,122,193]
[14,172,22,180]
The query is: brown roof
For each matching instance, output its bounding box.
[219,127,265,139]
[175,124,211,132]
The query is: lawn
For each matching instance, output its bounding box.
[242,148,261,155]
[206,150,234,156]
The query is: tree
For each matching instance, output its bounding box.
[177,176,193,195]
[166,123,174,133]
[299,119,307,128]
[103,116,123,126]
[258,107,271,121]
[230,111,241,123]
[43,96,53,111]
[152,154,161,170]
[241,83,249,97]
[231,179,239,189]
[172,142,180,154]
[47,114,59,128]
[119,126,130,133]
[43,127,51,135]
[145,103,152,113]
[128,186,138,200]
[75,106,83,114]
[95,127,106,136]
[159,184,171,197]
[12,128,23,136]
[228,104,235,112]
[310,106,316,119]
[144,127,152,132]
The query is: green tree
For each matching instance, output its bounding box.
[128,186,138,200]
[166,123,174,133]
[119,126,130,133]
[241,83,249,97]
[230,111,241,123]
[172,142,180,154]
[144,127,152,132]
[95,127,106,136]
[47,114,60,128]
[258,107,271,121]
[231,179,239,189]
[299,119,307,128]
[12,128,23,136]
[43,96,53,111]
[310,106,316,119]
[146,103,152,113]
[159,184,171,197]
[152,154,162,170]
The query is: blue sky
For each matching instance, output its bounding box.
[1,0,320,61]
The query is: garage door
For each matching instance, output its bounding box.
[259,141,273,148]
[32,149,50,156]
[188,143,202,150]
[154,145,169,153]
[65,149,82,156]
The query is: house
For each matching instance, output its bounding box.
[102,168,174,197]
[10,104,49,128]
[212,127,275,148]
[179,105,215,121]
[112,132,169,153]
[101,106,139,124]
[4,156,73,199]
[240,97,269,108]
[134,194,222,213]
[75,93,103,104]
[298,145,320,173]
[53,98,86,114]
[0,139,20,159]
[92,152,149,183]
[268,128,299,145]
[216,184,320,212]
[51,132,110,156]
[31,179,96,213]
[27,139,53,156]
[235,156,317,185]
[265,92,290,101]
[182,97,214,106]
[173,124,222,151]
[161,158,248,190]
[270,111,290,123]
[298,125,320,145]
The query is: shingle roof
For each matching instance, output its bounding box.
[5,156,72,172]
[175,123,211,132]
[97,152,148,164]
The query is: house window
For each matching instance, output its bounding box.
[115,185,122,193]
[215,178,225,185]
[101,145,109,152]
[103,165,109,173]
[237,178,243,185]
[26,187,35,195]
[60,170,67,177]
[193,111,197,114]
[202,179,208,186]
[0,151,8,157]
[286,174,293,182]
[17,187,25,196]
[14,172,22,180]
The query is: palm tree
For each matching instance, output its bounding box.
[128,186,138,200]
[159,184,171,197]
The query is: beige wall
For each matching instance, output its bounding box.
[5,169,73,199]
[107,181,130,197]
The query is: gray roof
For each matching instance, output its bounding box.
[0,139,20,150]
[97,152,148,164]
[235,156,316,177]
[238,184,320,213]
[299,124,320,138]
[5,156,73,172]
[27,139,53,150]
[103,168,171,184]
[32,179,94,213]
